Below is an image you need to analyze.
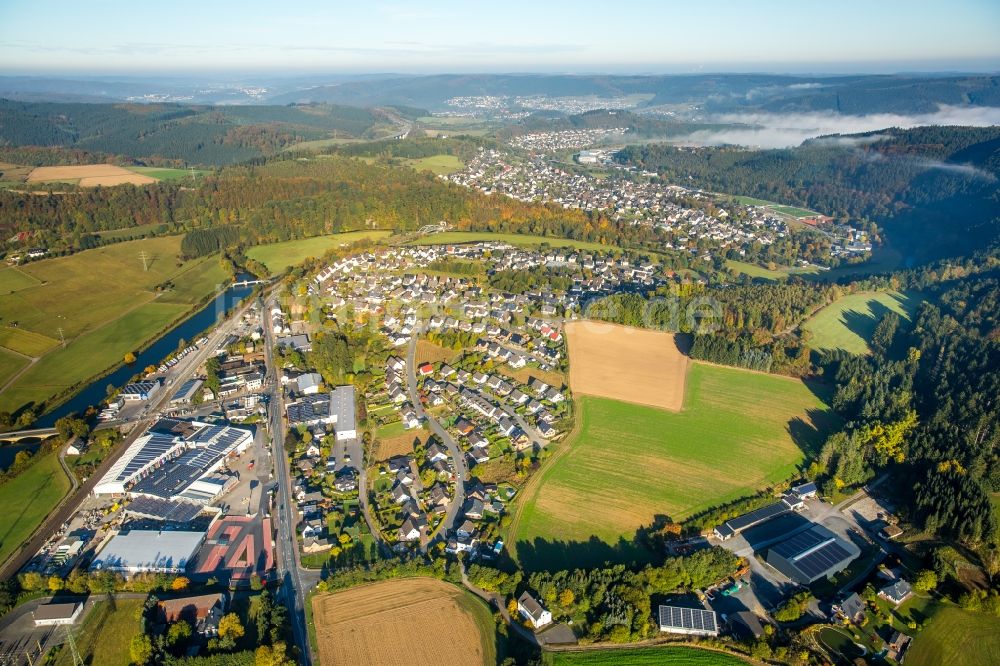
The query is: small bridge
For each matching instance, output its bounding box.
[0,427,58,443]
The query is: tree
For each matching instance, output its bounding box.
[256,642,294,666]
[167,620,192,647]
[171,576,190,590]
[47,576,64,592]
[124,351,137,364]
[914,569,938,592]
[218,612,245,641]
[129,634,153,665]
[558,588,575,608]
[19,571,44,591]
[250,573,264,591]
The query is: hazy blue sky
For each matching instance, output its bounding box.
[1,0,998,74]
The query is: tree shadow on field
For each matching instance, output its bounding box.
[839,299,893,352]
[788,406,843,459]
[516,536,655,573]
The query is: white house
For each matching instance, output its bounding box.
[517,592,552,629]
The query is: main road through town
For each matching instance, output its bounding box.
[262,295,318,666]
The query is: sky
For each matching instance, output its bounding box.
[1,0,998,75]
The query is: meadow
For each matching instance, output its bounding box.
[725,259,822,281]
[312,578,496,666]
[906,606,1000,666]
[546,646,751,665]
[0,451,72,565]
[803,290,924,354]
[125,166,211,181]
[53,597,144,666]
[0,236,227,414]
[408,231,613,252]
[246,230,392,273]
[513,363,838,569]
[401,154,465,175]
[0,350,27,389]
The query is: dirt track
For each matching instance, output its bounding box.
[565,320,690,411]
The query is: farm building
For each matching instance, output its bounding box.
[766,524,861,584]
[713,497,796,540]
[32,602,83,627]
[657,605,719,637]
[517,592,553,629]
[91,528,206,574]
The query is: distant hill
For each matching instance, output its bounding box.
[0,99,381,165]
[265,73,1000,114]
[617,125,1000,263]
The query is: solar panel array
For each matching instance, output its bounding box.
[658,605,718,634]
[114,433,179,482]
[125,496,203,522]
[770,526,830,559]
[790,540,853,580]
[286,394,331,424]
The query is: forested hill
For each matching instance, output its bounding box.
[0,99,383,165]
[617,126,1000,263]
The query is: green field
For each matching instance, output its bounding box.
[907,606,1000,666]
[514,363,839,569]
[804,290,924,355]
[0,267,42,294]
[402,154,465,175]
[0,349,28,389]
[0,236,228,414]
[547,646,751,665]
[0,451,72,565]
[246,230,393,273]
[408,231,613,253]
[54,597,144,666]
[0,326,59,357]
[726,259,822,281]
[771,205,819,218]
[126,166,212,181]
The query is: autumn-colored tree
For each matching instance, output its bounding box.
[218,612,245,640]
[124,351,137,364]
[171,576,190,590]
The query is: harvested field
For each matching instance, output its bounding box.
[376,428,430,460]
[27,165,156,186]
[565,320,689,411]
[415,339,459,365]
[312,578,495,666]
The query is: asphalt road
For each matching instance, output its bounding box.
[262,297,314,666]
[406,326,467,538]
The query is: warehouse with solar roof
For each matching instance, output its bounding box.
[765,524,861,584]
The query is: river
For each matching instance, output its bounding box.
[36,284,255,428]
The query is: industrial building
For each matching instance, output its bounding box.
[765,524,861,585]
[285,384,357,439]
[91,528,206,574]
[120,379,162,401]
[657,605,719,637]
[93,419,252,498]
[170,378,204,405]
[32,602,83,627]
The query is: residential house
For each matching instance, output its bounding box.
[517,592,553,629]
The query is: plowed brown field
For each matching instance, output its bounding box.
[27,165,156,186]
[312,578,495,666]
[565,320,689,411]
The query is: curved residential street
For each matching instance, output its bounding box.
[406,326,467,537]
